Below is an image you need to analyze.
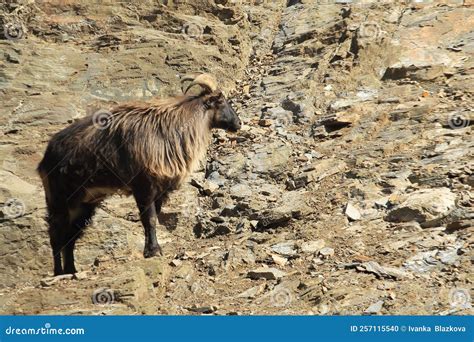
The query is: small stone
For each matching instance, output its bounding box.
[374,197,389,209]
[190,178,204,189]
[365,300,384,314]
[5,51,20,64]
[230,183,253,200]
[205,223,231,237]
[266,107,293,127]
[310,258,323,270]
[271,241,297,256]
[297,155,309,162]
[438,247,460,266]
[73,271,89,280]
[271,254,288,267]
[207,171,226,186]
[319,247,335,257]
[237,284,265,298]
[202,180,219,195]
[258,119,273,127]
[256,210,292,230]
[301,239,326,253]
[210,216,225,223]
[352,254,372,263]
[247,267,286,280]
[170,259,182,267]
[312,125,328,138]
[187,305,217,314]
[315,111,360,130]
[378,97,400,104]
[345,202,361,221]
[388,240,408,250]
[220,205,238,217]
[249,220,259,229]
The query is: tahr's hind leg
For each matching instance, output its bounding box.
[48,213,69,276]
[62,202,97,274]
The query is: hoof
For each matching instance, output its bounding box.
[63,269,77,275]
[144,244,163,258]
[53,269,64,276]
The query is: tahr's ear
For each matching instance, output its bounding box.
[204,91,223,109]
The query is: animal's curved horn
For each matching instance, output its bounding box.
[180,73,200,85]
[182,73,218,94]
[180,73,196,93]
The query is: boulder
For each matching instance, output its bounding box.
[386,188,456,224]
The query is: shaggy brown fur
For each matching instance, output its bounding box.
[84,94,212,188]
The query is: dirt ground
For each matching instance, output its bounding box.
[0,0,472,315]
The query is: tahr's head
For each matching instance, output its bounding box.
[181,73,241,132]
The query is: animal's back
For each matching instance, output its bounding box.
[38,115,95,172]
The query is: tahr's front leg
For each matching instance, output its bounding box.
[133,186,163,258]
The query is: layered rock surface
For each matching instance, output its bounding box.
[0,0,472,315]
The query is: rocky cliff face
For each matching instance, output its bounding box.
[0,0,472,315]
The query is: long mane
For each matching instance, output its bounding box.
[95,95,212,185]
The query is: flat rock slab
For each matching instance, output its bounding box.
[357,261,413,280]
[271,241,297,257]
[247,267,286,280]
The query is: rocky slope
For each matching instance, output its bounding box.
[0,0,472,315]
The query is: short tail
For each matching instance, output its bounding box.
[37,164,69,222]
